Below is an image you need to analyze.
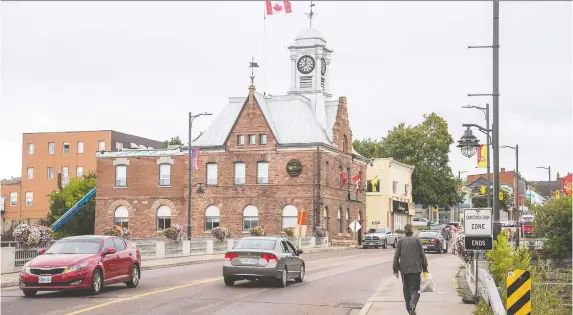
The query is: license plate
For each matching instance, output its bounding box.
[423,245,428,249]
[422,240,429,244]
[39,276,52,284]
[240,258,258,265]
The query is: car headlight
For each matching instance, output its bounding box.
[21,265,31,274]
[64,262,88,273]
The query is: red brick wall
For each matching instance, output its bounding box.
[94,89,367,240]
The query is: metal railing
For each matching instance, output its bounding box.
[466,259,506,315]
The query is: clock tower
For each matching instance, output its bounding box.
[287,27,333,131]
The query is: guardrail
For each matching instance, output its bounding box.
[466,259,506,315]
[1,236,325,274]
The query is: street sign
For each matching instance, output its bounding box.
[297,210,307,225]
[464,208,492,236]
[349,220,361,233]
[464,236,493,250]
[372,221,380,225]
[506,270,531,315]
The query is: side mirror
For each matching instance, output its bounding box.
[38,249,46,255]
[296,249,304,255]
[103,248,117,255]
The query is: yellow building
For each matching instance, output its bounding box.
[365,158,415,232]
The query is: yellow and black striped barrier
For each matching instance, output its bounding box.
[506,269,531,315]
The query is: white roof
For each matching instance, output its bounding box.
[194,91,331,147]
[293,27,327,47]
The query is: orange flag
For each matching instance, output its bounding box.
[477,144,487,168]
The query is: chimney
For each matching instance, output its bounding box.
[501,168,505,173]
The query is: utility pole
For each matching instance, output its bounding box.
[491,0,501,241]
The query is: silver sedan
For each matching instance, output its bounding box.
[222,237,305,288]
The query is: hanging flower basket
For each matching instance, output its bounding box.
[162,224,186,244]
[249,226,266,236]
[103,225,131,240]
[12,224,53,247]
[211,226,230,242]
[283,227,295,237]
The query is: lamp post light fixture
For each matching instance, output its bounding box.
[188,112,213,241]
[536,166,552,198]
[462,104,492,209]
[501,144,520,247]
[456,127,481,158]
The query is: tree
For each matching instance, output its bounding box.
[161,136,183,148]
[471,189,512,212]
[531,196,572,261]
[353,113,463,208]
[41,172,96,236]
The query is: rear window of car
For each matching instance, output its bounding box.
[233,239,276,250]
[45,238,102,254]
[418,232,439,238]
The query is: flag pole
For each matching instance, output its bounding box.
[263,5,267,96]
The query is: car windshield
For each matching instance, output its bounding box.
[367,229,386,233]
[233,239,276,250]
[418,232,439,238]
[45,239,102,254]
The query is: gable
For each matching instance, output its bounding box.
[223,87,278,150]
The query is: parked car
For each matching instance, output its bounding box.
[412,217,430,227]
[223,237,304,288]
[363,228,399,249]
[19,235,141,297]
[447,221,460,228]
[417,231,448,253]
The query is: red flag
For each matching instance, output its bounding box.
[191,148,200,171]
[563,173,572,197]
[339,168,347,187]
[266,1,292,15]
[352,172,361,195]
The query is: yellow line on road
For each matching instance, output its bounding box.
[63,251,386,315]
[64,277,222,315]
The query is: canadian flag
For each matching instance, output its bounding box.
[266,1,292,15]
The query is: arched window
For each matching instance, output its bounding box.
[346,209,351,233]
[205,205,220,231]
[323,207,329,230]
[156,205,172,231]
[243,205,258,231]
[338,207,343,233]
[114,206,128,228]
[282,205,298,230]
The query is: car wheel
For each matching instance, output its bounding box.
[382,240,387,249]
[363,245,368,249]
[437,245,443,254]
[126,264,140,288]
[392,240,397,249]
[374,246,379,249]
[22,290,37,297]
[90,268,103,295]
[277,267,287,288]
[295,264,305,283]
[224,276,235,286]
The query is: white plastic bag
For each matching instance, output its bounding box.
[420,272,435,293]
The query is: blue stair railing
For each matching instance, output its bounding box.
[50,187,96,232]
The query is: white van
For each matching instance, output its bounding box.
[412,217,430,227]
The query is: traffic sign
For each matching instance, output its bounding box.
[464,208,492,236]
[506,270,531,315]
[464,236,493,250]
[372,221,380,225]
[349,220,361,233]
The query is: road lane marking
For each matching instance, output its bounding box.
[63,251,388,315]
[63,277,223,315]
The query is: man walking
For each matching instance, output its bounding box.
[393,224,428,315]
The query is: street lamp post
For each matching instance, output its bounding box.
[501,144,519,247]
[462,104,491,208]
[536,166,552,199]
[458,170,468,222]
[188,112,212,240]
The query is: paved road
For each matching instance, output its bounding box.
[1,248,445,315]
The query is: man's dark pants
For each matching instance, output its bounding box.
[401,272,421,312]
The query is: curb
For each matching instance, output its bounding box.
[0,247,350,289]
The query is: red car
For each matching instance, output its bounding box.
[19,235,141,297]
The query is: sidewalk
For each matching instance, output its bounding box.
[359,254,474,315]
[0,246,350,288]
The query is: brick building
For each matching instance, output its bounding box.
[94,27,370,242]
[3,130,162,230]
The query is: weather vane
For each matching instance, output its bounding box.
[249,56,259,86]
[305,1,316,28]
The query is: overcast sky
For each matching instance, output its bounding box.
[1,1,571,182]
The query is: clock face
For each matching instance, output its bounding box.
[297,55,315,74]
[321,58,326,76]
